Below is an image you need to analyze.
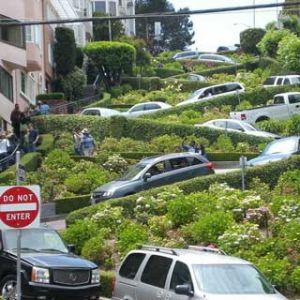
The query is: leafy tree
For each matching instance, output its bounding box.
[54,27,76,75]
[282,0,300,17]
[258,29,292,57]
[281,15,300,36]
[163,8,195,51]
[84,41,136,90]
[277,33,300,72]
[55,67,86,101]
[93,12,125,41]
[135,0,194,51]
[75,47,84,68]
[240,28,266,55]
[118,36,151,68]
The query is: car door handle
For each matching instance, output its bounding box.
[156,291,164,299]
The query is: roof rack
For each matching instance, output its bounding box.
[139,245,178,256]
[187,246,227,255]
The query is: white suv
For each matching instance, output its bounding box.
[263,75,300,87]
[112,246,287,300]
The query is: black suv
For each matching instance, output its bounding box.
[0,227,100,300]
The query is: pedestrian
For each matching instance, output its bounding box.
[181,139,197,153]
[80,128,95,157]
[10,104,22,139]
[28,123,39,152]
[0,132,10,170]
[20,112,30,151]
[199,144,207,158]
[73,127,83,155]
[40,101,50,115]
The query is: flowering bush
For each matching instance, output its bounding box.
[218,223,263,254]
[148,215,172,238]
[103,154,128,174]
[245,207,270,228]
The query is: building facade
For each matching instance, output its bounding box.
[92,0,135,36]
[0,0,93,130]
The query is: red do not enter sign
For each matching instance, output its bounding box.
[0,186,40,229]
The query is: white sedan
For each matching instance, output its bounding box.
[196,119,281,139]
[122,101,172,118]
[80,107,121,117]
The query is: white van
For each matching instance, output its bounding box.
[177,82,245,107]
[263,75,300,87]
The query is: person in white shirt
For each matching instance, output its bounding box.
[0,132,10,170]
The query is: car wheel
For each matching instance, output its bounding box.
[0,275,17,300]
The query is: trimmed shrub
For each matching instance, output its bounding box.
[54,27,76,75]
[36,93,64,101]
[37,134,54,156]
[55,195,91,214]
[240,28,266,55]
[84,93,112,108]
[155,68,184,78]
[100,271,115,298]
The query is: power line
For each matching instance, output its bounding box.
[0,1,299,27]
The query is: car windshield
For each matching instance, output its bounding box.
[263,139,299,155]
[188,89,203,99]
[3,228,68,254]
[119,164,146,181]
[290,76,300,84]
[193,264,275,294]
[242,123,258,132]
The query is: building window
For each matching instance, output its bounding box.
[94,1,106,13]
[48,43,53,65]
[21,72,26,94]
[0,15,25,48]
[109,1,117,15]
[0,66,13,101]
[26,25,41,47]
[119,0,122,6]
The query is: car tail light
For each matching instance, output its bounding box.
[207,162,214,170]
[111,276,116,295]
[241,113,247,120]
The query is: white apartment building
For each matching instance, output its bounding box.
[92,0,135,36]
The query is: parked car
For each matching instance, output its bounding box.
[177,82,244,107]
[0,227,101,300]
[187,73,206,82]
[112,245,287,300]
[172,51,199,60]
[122,102,172,118]
[247,136,300,166]
[230,92,300,124]
[263,75,300,87]
[217,44,240,52]
[198,53,235,64]
[80,107,121,117]
[196,119,281,139]
[91,153,214,204]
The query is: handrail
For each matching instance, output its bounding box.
[0,142,20,171]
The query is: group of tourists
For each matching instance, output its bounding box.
[73,128,96,157]
[10,104,40,153]
[182,139,207,158]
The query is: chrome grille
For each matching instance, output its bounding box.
[53,269,90,285]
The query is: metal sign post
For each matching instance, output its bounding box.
[240,156,247,191]
[16,150,21,300]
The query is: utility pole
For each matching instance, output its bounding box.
[253,0,256,28]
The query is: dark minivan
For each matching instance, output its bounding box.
[0,227,100,300]
[91,153,214,204]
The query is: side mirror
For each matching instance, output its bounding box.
[143,172,151,182]
[175,284,194,297]
[68,244,76,253]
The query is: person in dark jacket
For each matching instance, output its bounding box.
[10,104,22,139]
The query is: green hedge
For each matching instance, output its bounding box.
[101,270,115,298]
[37,134,54,156]
[66,156,300,225]
[84,93,112,109]
[154,68,184,78]
[55,194,91,214]
[148,85,300,119]
[122,76,210,92]
[34,115,267,146]
[0,152,42,185]
[36,93,65,101]
[207,152,257,161]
